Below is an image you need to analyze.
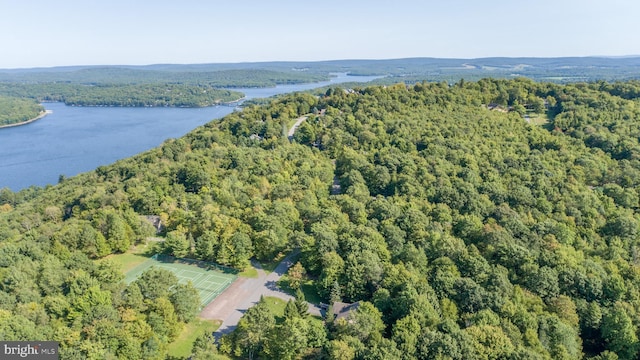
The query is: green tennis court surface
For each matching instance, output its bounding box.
[125,255,237,308]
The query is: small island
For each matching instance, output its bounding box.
[0,96,47,128]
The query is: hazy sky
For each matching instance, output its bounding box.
[1,0,638,68]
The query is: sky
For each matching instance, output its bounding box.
[1,0,639,69]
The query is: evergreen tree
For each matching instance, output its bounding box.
[294,289,309,318]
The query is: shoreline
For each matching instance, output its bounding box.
[0,110,53,129]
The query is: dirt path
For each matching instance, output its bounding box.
[201,252,322,341]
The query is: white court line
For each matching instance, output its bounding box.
[189,274,209,287]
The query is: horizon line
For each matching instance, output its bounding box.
[2,55,640,71]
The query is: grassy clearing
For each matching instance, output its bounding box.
[99,243,153,273]
[262,296,287,318]
[262,296,324,328]
[277,276,322,305]
[104,253,150,273]
[167,318,220,358]
[238,267,258,278]
[527,112,549,125]
[299,282,322,304]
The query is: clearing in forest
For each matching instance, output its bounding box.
[125,254,238,308]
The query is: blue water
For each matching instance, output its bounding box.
[0,74,380,190]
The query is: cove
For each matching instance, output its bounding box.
[0,74,380,191]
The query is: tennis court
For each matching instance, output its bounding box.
[125,254,237,308]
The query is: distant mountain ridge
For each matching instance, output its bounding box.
[2,56,640,84]
[3,56,640,72]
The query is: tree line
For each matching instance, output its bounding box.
[0,83,244,108]
[0,68,329,87]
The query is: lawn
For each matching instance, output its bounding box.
[237,267,258,278]
[262,296,287,317]
[99,243,153,273]
[277,276,322,305]
[105,253,150,273]
[262,296,324,326]
[167,318,221,358]
[299,282,322,305]
[526,112,549,126]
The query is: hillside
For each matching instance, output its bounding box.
[3,57,640,84]
[2,79,640,359]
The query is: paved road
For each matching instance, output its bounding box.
[287,115,308,140]
[202,114,324,340]
[201,252,322,341]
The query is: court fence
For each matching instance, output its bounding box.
[151,253,240,275]
[146,253,239,309]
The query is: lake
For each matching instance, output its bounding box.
[0,74,380,191]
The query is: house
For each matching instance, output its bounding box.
[143,215,163,234]
[332,301,360,321]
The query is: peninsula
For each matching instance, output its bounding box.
[0,95,46,128]
[0,109,52,129]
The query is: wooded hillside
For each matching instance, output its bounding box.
[2,79,640,359]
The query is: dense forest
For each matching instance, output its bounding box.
[2,78,640,359]
[0,96,44,126]
[0,68,330,87]
[0,83,243,108]
[0,67,330,112]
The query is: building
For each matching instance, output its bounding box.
[332,301,360,321]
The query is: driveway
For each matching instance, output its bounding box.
[200,252,322,340]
